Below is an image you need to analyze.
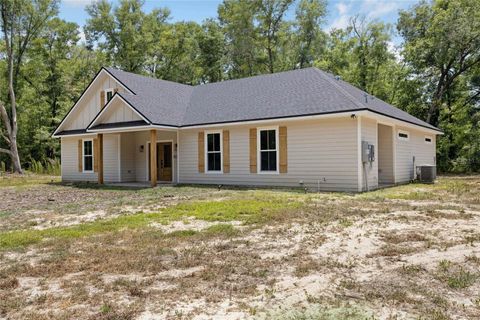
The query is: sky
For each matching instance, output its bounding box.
[60,0,420,44]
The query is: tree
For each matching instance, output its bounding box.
[256,0,294,73]
[293,0,326,69]
[0,0,58,173]
[397,0,480,125]
[151,21,202,84]
[85,0,170,73]
[316,16,394,100]
[218,0,259,78]
[197,19,225,83]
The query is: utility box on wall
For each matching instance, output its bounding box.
[362,141,375,163]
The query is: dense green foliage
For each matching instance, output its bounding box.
[0,0,479,173]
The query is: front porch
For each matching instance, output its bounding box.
[94,128,178,187]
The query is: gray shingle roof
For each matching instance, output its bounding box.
[104,67,440,131]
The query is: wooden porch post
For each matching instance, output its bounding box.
[98,133,104,184]
[150,129,157,187]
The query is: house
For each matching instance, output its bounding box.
[52,67,441,192]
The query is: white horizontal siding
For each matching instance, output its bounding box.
[131,130,178,183]
[179,117,359,192]
[120,133,136,182]
[103,134,120,182]
[61,134,119,182]
[61,136,97,182]
[395,125,436,183]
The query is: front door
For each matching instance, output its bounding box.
[157,142,172,182]
[148,142,173,182]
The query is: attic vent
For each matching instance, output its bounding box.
[334,75,341,81]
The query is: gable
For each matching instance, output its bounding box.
[54,69,131,134]
[90,96,145,127]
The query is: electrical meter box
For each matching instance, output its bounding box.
[362,141,375,163]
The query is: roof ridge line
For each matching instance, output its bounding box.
[313,68,367,111]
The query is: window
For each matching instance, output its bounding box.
[259,128,278,172]
[206,132,222,172]
[105,89,114,102]
[83,140,93,172]
[425,136,432,144]
[398,130,409,141]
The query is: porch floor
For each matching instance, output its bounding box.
[105,181,173,188]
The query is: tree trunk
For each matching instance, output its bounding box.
[9,137,22,173]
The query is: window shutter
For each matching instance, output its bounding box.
[198,132,205,173]
[100,91,105,109]
[249,128,257,173]
[279,126,288,173]
[93,138,99,173]
[223,130,230,173]
[78,140,83,172]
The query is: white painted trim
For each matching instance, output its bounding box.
[257,126,280,175]
[82,138,94,173]
[392,124,397,184]
[88,94,151,129]
[375,119,378,180]
[204,130,223,174]
[176,131,180,184]
[146,139,174,183]
[183,112,359,130]
[180,110,442,135]
[397,129,410,141]
[117,134,121,182]
[56,110,441,138]
[87,125,178,134]
[367,112,442,135]
[53,68,133,136]
[424,135,433,144]
[357,116,363,192]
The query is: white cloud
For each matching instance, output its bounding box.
[337,3,349,15]
[62,0,94,7]
[327,2,351,31]
[362,0,399,19]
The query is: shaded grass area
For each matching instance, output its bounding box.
[0,174,60,188]
[361,176,480,204]
[0,199,301,250]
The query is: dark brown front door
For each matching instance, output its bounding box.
[148,142,173,182]
[157,142,172,182]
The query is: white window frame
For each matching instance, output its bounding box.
[257,126,279,174]
[424,136,433,144]
[397,130,410,141]
[205,130,223,174]
[82,138,94,173]
[105,88,115,103]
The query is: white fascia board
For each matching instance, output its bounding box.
[87,125,178,134]
[363,111,442,135]
[180,111,360,129]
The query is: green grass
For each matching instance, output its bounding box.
[436,260,478,289]
[161,198,301,224]
[263,304,374,320]
[0,199,300,250]
[0,174,60,188]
